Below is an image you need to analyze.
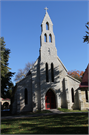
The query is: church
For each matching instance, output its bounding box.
[12,8,89,114]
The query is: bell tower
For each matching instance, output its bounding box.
[40,7,57,62]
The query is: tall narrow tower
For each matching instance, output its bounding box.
[40,7,57,63]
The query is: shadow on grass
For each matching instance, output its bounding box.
[1,113,88,134]
[1,126,88,134]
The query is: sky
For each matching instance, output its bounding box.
[1,0,89,85]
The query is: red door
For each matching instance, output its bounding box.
[45,89,56,109]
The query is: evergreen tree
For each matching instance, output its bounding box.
[0,37,15,98]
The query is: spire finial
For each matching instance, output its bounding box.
[44,7,48,13]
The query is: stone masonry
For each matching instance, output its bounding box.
[12,8,88,114]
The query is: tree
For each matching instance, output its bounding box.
[67,70,84,82]
[14,62,34,82]
[83,22,89,43]
[0,37,15,98]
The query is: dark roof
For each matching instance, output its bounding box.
[79,64,89,88]
[26,70,31,76]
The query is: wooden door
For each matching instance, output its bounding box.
[45,89,56,109]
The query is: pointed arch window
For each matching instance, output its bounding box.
[44,34,47,42]
[46,22,49,30]
[71,88,74,103]
[51,63,54,82]
[49,34,52,42]
[46,63,49,82]
[25,88,28,105]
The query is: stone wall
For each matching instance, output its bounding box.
[40,54,68,110]
[66,75,80,110]
[31,57,40,112]
[81,90,89,110]
[12,75,32,113]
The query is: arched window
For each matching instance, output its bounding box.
[46,22,49,30]
[51,63,54,82]
[46,63,49,82]
[49,34,52,42]
[3,102,9,109]
[44,34,47,42]
[71,88,74,103]
[25,88,28,105]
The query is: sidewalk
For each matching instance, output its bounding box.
[1,109,63,120]
[1,109,88,120]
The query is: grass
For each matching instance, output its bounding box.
[1,113,88,134]
[58,108,88,112]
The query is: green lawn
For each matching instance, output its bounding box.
[1,113,88,134]
[58,108,88,112]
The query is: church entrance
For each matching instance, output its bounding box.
[45,89,56,109]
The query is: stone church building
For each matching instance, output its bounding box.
[12,8,89,114]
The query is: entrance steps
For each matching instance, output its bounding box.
[47,109,64,114]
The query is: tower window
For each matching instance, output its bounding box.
[51,63,54,82]
[85,90,88,102]
[46,22,49,30]
[25,88,28,105]
[46,63,49,82]
[49,34,52,42]
[44,34,47,42]
[71,88,74,103]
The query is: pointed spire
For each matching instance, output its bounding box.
[42,7,53,25]
[44,7,48,13]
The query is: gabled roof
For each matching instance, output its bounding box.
[79,64,89,88]
[26,70,31,76]
[16,56,40,84]
[57,56,67,72]
[67,74,80,83]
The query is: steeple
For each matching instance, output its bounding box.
[41,7,53,33]
[40,8,57,62]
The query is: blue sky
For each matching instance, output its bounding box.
[1,1,88,85]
